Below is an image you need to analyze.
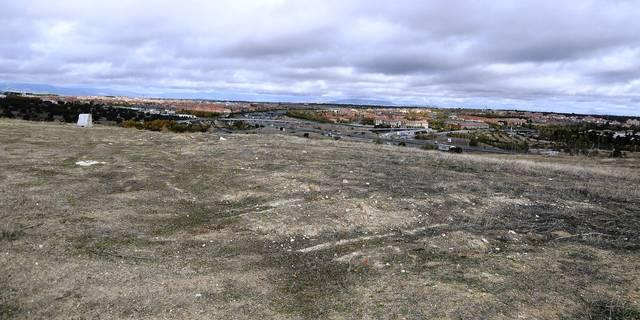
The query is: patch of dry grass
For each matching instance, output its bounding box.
[1,119,639,319]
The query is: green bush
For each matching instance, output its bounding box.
[122,119,210,133]
[611,149,623,158]
[421,144,436,150]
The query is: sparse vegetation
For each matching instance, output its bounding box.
[421,143,437,150]
[1,119,639,319]
[569,298,640,320]
[0,303,18,320]
[1,229,24,241]
[415,132,437,140]
[123,119,211,133]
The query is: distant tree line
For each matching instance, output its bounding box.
[476,135,529,153]
[537,124,640,153]
[0,96,169,123]
[286,110,333,123]
[0,96,210,133]
[443,131,530,152]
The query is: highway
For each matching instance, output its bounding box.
[213,116,512,154]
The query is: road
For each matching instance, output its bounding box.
[214,116,512,154]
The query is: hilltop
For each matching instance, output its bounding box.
[1,119,639,319]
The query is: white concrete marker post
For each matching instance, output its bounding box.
[77,114,93,127]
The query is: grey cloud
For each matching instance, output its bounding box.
[353,47,468,75]
[220,28,334,59]
[589,68,640,84]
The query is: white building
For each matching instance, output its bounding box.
[403,120,430,128]
[76,114,93,127]
[374,119,403,127]
[625,119,640,127]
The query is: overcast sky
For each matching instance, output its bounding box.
[2,0,640,115]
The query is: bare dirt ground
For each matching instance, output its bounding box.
[1,119,639,319]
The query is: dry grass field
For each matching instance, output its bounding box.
[1,119,639,319]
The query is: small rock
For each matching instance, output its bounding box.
[551,230,572,238]
[219,137,227,141]
[342,179,349,184]
[195,293,202,298]
[75,160,106,167]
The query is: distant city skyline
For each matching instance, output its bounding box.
[2,1,640,116]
